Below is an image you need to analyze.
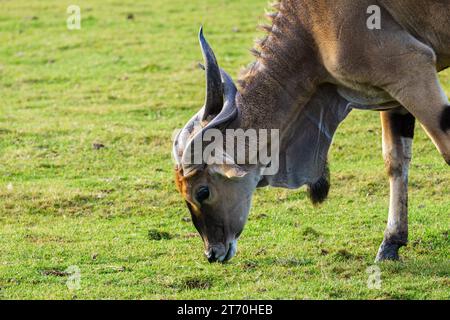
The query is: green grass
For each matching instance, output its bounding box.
[0,0,449,300]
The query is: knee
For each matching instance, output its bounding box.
[383,148,408,177]
[384,157,405,177]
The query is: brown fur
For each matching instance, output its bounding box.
[174,167,184,193]
[175,168,203,217]
[175,0,450,262]
[236,0,450,161]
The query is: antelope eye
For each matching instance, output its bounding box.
[195,186,210,203]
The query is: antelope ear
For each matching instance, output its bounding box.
[208,163,249,179]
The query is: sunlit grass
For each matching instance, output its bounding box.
[0,0,448,299]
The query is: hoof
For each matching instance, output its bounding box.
[375,240,402,262]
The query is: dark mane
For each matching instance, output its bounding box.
[238,0,314,93]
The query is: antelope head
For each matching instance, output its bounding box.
[172,28,261,263]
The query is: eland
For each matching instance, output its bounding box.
[173,0,450,263]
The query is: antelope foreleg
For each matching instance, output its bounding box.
[376,111,415,262]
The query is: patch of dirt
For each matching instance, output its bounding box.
[97,266,127,274]
[277,257,314,267]
[242,260,258,270]
[25,234,68,244]
[148,229,172,240]
[301,226,321,239]
[333,249,354,261]
[178,277,212,290]
[41,269,69,277]
[182,232,198,239]
[255,248,267,256]
[92,143,105,150]
[253,213,268,220]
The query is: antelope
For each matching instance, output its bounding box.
[173,0,450,263]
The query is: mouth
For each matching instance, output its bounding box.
[217,240,237,263]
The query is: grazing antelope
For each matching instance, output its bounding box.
[173,0,450,263]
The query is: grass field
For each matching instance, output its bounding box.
[0,0,449,300]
